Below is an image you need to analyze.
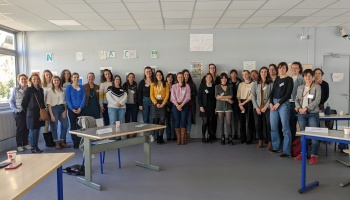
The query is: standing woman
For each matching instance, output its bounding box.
[294,69,321,164]
[216,73,234,145]
[21,73,45,153]
[251,67,273,149]
[165,73,176,141]
[42,69,54,147]
[183,69,197,141]
[198,73,216,143]
[99,69,113,126]
[123,73,138,123]
[138,67,155,141]
[46,76,70,149]
[290,62,304,142]
[229,69,242,140]
[171,72,191,145]
[83,72,100,119]
[60,69,72,88]
[314,68,329,111]
[237,70,254,144]
[150,70,170,144]
[207,63,220,140]
[269,62,293,157]
[9,74,30,152]
[107,75,127,126]
[66,72,86,149]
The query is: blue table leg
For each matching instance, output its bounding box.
[57,166,63,200]
[118,148,121,169]
[299,135,319,193]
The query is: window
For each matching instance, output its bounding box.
[0,29,16,109]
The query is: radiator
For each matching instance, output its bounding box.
[0,111,16,141]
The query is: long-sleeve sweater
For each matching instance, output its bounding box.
[65,84,86,110]
[150,82,170,105]
[269,76,293,105]
[106,86,127,108]
[295,84,321,113]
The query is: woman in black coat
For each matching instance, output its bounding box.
[22,73,45,153]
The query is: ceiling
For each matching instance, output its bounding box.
[0,0,350,31]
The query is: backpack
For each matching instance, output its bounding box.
[292,137,301,157]
[63,164,85,176]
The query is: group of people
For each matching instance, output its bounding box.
[9,62,330,165]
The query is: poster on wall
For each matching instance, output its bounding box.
[124,50,137,59]
[190,34,213,52]
[46,53,53,62]
[189,62,203,79]
[76,52,84,61]
[99,51,106,59]
[243,61,256,71]
[151,50,158,59]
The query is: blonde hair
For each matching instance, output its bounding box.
[51,76,63,93]
[42,69,53,87]
[28,73,41,87]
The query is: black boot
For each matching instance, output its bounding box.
[43,132,54,147]
[48,132,55,147]
[206,133,212,143]
[31,145,43,153]
[73,141,79,149]
[228,135,234,145]
[202,133,206,143]
[221,134,225,145]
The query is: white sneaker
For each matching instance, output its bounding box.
[150,135,155,142]
[23,145,31,150]
[17,146,24,152]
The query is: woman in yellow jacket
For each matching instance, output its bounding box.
[150,70,170,144]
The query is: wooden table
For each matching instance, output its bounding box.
[70,122,166,191]
[296,130,350,193]
[0,153,75,200]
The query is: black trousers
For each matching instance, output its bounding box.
[68,109,82,144]
[102,103,110,126]
[239,100,254,143]
[13,111,29,146]
[253,108,271,141]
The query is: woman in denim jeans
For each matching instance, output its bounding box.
[138,67,155,141]
[269,62,293,157]
[46,76,70,149]
[107,75,127,126]
[294,69,321,165]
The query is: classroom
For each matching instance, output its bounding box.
[1,0,350,199]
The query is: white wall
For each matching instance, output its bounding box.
[17,27,350,138]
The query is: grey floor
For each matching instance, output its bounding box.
[1,139,350,200]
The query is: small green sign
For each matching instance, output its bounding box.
[46,53,53,62]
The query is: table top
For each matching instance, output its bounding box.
[69,122,166,140]
[297,130,350,141]
[0,152,75,200]
[319,114,350,119]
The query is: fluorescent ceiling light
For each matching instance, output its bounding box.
[48,20,81,26]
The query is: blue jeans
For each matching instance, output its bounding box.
[125,104,138,123]
[108,107,126,125]
[270,99,292,155]
[172,104,188,128]
[298,113,320,156]
[142,97,154,135]
[50,105,69,141]
[29,129,40,147]
[186,110,192,134]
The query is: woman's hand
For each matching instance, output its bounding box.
[255,108,261,115]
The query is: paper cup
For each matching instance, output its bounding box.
[339,110,344,116]
[344,127,350,135]
[116,121,120,128]
[7,150,17,160]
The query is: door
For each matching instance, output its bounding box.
[323,55,350,115]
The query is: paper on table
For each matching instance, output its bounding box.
[96,128,113,135]
[135,124,147,127]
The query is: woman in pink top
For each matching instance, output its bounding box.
[170,72,191,145]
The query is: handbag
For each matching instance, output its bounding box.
[34,93,49,121]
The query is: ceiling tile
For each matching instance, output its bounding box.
[99,12,132,20]
[85,0,121,2]
[165,24,189,30]
[191,17,219,24]
[138,24,163,29]
[289,22,318,27]
[0,20,39,31]
[78,19,109,25]
[341,22,350,26]
[272,16,305,23]
[135,18,163,25]
[328,0,350,9]
[108,19,137,26]
[61,25,89,30]
[193,11,224,18]
[294,0,337,9]
[89,3,127,12]
[160,0,195,1]
[86,25,115,30]
[131,11,161,19]
[54,3,95,12]
[164,18,191,25]
[46,0,86,3]
[161,2,194,11]
[315,22,340,27]
[113,25,139,30]
[0,14,11,20]
[245,16,276,23]
[195,1,231,11]
[215,23,241,29]
[68,12,102,20]
[299,16,333,23]
[265,23,293,27]
[31,12,72,20]
[219,17,247,24]
[123,0,158,2]
[340,11,350,17]
[261,0,303,9]
[163,11,192,18]
[283,9,319,16]
[312,9,349,17]
[125,2,160,12]
[228,1,266,10]
[223,10,256,17]
[325,16,350,23]
[240,23,265,28]
[252,9,287,17]
[190,24,215,29]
